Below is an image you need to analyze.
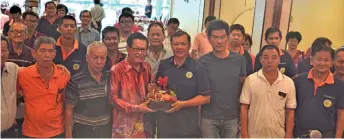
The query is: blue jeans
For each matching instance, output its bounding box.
[200,118,239,138]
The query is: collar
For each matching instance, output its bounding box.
[2,63,10,73]
[170,56,192,69]
[123,58,147,73]
[83,64,109,79]
[79,26,91,32]
[56,37,79,50]
[31,63,59,78]
[307,69,334,85]
[147,46,167,60]
[9,43,29,54]
[257,69,285,82]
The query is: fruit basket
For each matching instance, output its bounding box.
[147,76,177,111]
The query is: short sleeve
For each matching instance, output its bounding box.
[286,79,297,109]
[240,55,247,77]
[192,34,200,51]
[195,62,210,96]
[64,79,79,105]
[240,77,252,104]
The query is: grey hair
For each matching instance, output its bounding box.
[9,23,28,34]
[33,36,56,50]
[87,41,107,55]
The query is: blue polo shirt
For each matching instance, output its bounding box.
[293,69,344,138]
[154,56,210,137]
[254,49,297,78]
[53,39,87,75]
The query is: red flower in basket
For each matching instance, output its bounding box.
[157,76,168,90]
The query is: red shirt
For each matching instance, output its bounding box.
[109,59,153,138]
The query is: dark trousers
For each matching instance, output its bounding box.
[91,21,102,33]
[22,132,64,138]
[1,126,19,138]
[73,122,112,138]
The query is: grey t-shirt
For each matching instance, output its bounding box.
[199,51,246,120]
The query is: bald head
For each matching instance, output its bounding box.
[86,41,108,73]
[87,41,107,55]
[9,23,28,43]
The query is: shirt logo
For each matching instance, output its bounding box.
[323,99,332,108]
[186,71,193,79]
[280,67,286,74]
[73,63,80,71]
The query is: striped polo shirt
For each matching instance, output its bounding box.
[64,66,112,126]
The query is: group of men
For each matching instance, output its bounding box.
[2,1,344,138]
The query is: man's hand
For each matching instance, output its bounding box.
[138,100,155,113]
[56,64,70,77]
[165,101,186,113]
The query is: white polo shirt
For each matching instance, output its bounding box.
[240,69,297,138]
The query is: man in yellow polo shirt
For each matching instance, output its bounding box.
[17,36,70,138]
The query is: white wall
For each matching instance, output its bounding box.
[171,0,204,41]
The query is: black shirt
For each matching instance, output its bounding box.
[154,56,210,137]
[2,21,10,36]
[145,5,153,18]
[104,52,126,72]
[7,44,34,67]
[53,42,87,75]
[254,49,297,78]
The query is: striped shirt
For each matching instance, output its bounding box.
[64,66,112,126]
[8,44,34,67]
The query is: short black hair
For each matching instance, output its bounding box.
[245,34,252,47]
[102,26,120,40]
[229,24,245,35]
[9,5,21,14]
[335,47,344,60]
[45,1,56,9]
[122,7,133,14]
[170,31,191,43]
[127,32,149,48]
[79,10,92,19]
[1,35,10,50]
[265,27,282,40]
[22,11,39,20]
[147,22,164,36]
[94,0,100,4]
[206,20,229,38]
[204,15,216,26]
[57,4,68,14]
[312,37,332,47]
[260,45,281,56]
[311,44,335,60]
[167,18,180,26]
[119,13,134,22]
[60,15,76,26]
[286,31,302,43]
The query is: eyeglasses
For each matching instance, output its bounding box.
[132,47,147,53]
[25,19,37,23]
[10,30,26,35]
